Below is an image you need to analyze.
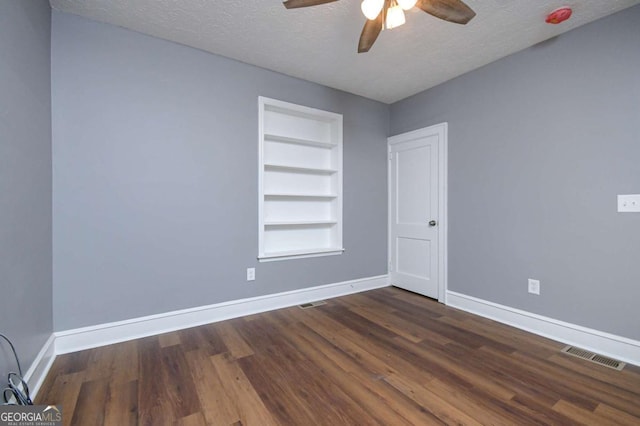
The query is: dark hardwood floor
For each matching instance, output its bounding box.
[37,287,640,425]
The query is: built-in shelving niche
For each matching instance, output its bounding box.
[258,97,343,261]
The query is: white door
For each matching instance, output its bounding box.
[388,123,447,301]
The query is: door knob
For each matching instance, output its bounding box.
[429,220,437,226]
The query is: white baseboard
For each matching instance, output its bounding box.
[55,275,389,354]
[446,290,640,367]
[23,333,56,399]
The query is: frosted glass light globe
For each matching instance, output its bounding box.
[386,4,406,29]
[361,0,384,20]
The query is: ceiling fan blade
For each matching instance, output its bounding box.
[417,0,476,24]
[283,0,339,9]
[358,12,383,53]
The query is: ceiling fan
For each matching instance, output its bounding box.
[283,0,476,53]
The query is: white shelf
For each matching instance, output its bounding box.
[264,133,336,148]
[259,247,345,261]
[264,193,337,199]
[259,96,343,262]
[264,163,337,175]
[264,220,337,227]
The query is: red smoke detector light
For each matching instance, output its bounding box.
[546,7,572,24]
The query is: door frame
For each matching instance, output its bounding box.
[387,122,448,303]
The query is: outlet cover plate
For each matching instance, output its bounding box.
[247,267,255,281]
[618,194,640,212]
[528,279,540,295]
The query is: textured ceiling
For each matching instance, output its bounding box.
[49,0,640,103]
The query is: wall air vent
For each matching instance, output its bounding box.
[298,300,327,309]
[561,346,625,371]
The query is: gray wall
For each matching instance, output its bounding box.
[51,12,388,330]
[0,1,53,377]
[391,6,640,340]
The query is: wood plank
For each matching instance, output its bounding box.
[110,340,139,385]
[333,292,398,314]
[35,372,85,426]
[215,321,254,359]
[177,324,228,355]
[104,380,138,426]
[77,341,139,390]
[510,351,640,417]
[425,377,535,425]
[509,393,582,425]
[548,353,640,393]
[594,403,640,426]
[233,316,293,353]
[160,344,201,419]
[401,337,517,401]
[46,349,91,376]
[348,306,425,343]
[158,331,182,348]
[384,374,484,425]
[137,336,175,425]
[209,352,278,426]
[185,348,241,425]
[438,314,562,358]
[173,412,207,426]
[553,400,618,426]
[70,378,108,426]
[286,321,440,425]
[478,345,601,411]
[237,349,324,425]
[298,307,435,384]
[384,288,467,319]
[324,305,472,388]
[240,330,380,425]
[459,342,596,410]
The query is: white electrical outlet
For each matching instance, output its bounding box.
[528,279,540,295]
[618,194,640,212]
[247,267,255,281]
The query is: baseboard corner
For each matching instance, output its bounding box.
[24,333,56,399]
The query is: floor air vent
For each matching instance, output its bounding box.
[561,346,625,371]
[298,300,327,309]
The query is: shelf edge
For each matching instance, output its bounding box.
[258,248,345,262]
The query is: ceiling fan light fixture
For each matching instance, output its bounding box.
[361,0,384,20]
[283,0,476,53]
[397,0,417,10]
[386,1,406,29]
